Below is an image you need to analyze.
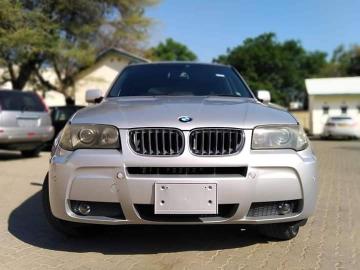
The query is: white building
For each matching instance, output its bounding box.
[305,77,360,135]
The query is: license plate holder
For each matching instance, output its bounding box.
[154,183,217,214]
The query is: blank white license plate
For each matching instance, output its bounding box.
[17,119,38,127]
[154,183,217,214]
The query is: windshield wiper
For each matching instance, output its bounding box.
[207,94,241,97]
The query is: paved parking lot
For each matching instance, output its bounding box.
[0,140,359,270]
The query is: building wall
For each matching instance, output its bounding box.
[43,90,66,107]
[74,57,129,105]
[289,110,310,133]
[309,94,360,135]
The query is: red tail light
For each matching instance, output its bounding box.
[37,93,49,112]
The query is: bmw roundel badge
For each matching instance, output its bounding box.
[178,116,192,123]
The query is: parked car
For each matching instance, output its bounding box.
[322,116,360,139]
[50,105,84,141]
[0,90,54,157]
[43,63,317,240]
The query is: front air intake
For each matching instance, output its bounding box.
[127,166,248,177]
[189,128,244,156]
[129,128,184,156]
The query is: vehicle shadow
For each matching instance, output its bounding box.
[0,150,50,161]
[0,151,23,161]
[8,189,266,255]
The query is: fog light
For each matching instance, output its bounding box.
[277,202,292,215]
[77,202,91,215]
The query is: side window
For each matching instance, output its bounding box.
[322,104,329,115]
[357,105,360,113]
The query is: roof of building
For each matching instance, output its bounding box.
[305,76,360,95]
[96,47,149,63]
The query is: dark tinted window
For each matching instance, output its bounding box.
[108,64,252,98]
[0,91,46,112]
[330,116,352,121]
[322,105,329,114]
[340,105,348,114]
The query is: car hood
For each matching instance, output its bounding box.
[72,96,297,129]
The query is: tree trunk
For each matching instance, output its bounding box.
[11,60,38,90]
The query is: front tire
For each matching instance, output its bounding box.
[42,174,92,237]
[258,221,303,240]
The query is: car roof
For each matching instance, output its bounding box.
[0,89,31,92]
[0,89,37,95]
[50,105,84,108]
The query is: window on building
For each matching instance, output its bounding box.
[322,105,329,114]
[341,105,348,115]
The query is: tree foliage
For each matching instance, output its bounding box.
[0,0,56,89]
[319,45,360,77]
[0,0,158,94]
[213,33,327,106]
[148,38,197,61]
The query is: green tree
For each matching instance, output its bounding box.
[213,33,327,106]
[0,0,56,89]
[98,0,159,53]
[148,38,197,61]
[31,0,158,95]
[0,0,158,95]
[320,45,360,77]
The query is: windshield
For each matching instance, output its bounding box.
[108,64,252,98]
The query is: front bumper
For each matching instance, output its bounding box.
[48,130,317,225]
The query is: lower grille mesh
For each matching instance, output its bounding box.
[247,200,301,217]
[135,204,239,222]
[127,167,247,177]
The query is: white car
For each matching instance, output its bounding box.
[43,62,317,240]
[322,116,360,139]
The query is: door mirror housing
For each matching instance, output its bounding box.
[85,89,103,104]
[257,90,271,104]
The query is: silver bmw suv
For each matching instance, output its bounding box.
[44,63,317,240]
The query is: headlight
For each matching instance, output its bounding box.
[59,124,120,150]
[252,125,308,151]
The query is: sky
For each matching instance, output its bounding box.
[146,0,359,62]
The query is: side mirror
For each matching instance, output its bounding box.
[85,89,103,104]
[257,90,271,104]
